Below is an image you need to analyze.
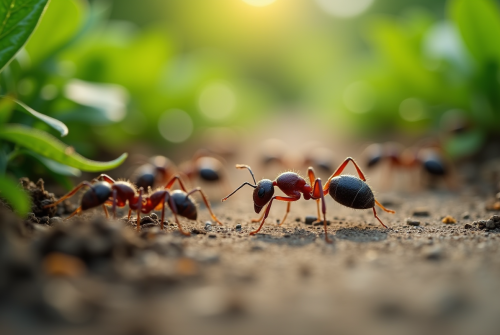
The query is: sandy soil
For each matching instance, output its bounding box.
[2,181,500,335]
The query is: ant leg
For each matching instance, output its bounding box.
[277,202,291,226]
[164,175,189,192]
[127,209,132,221]
[102,205,109,219]
[135,188,143,232]
[94,174,116,184]
[251,209,266,223]
[43,181,93,208]
[312,179,332,243]
[167,193,191,236]
[65,206,82,220]
[186,187,223,225]
[323,157,367,194]
[372,207,388,228]
[375,199,395,214]
[160,193,167,230]
[112,188,118,219]
[250,196,299,236]
[307,167,321,218]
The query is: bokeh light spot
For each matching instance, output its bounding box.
[315,0,374,18]
[343,81,375,114]
[399,98,426,122]
[242,0,277,7]
[198,82,237,121]
[158,109,193,143]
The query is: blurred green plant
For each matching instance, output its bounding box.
[0,0,127,216]
[324,0,500,159]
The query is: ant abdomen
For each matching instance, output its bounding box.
[170,190,197,220]
[328,175,375,210]
[81,182,112,210]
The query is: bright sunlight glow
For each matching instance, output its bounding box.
[315,0,374,18]
[242,0,277,7]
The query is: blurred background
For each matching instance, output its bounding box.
[1,0,500,190]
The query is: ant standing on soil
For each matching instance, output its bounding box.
[44,174,223,235]
[222,157,395,243]
[363,140,455,190]
[132,150,230,193]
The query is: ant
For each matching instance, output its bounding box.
[44,174,223,235]
[132,150,230,193]
[363,140,455,190]
[222,157,395,243]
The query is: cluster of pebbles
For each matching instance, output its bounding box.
[471,215,500,230]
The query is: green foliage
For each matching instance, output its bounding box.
[449,0,500,63]
[2,96,68,136]
[0,174,29,216]
[0,125,128,171]
[0,0,128,217]
[0,0,49,72]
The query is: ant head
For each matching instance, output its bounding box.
[252,179,274,213]
[81,182,112,210]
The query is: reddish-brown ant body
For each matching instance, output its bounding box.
[222,157,394,243]
[45,174,223,235]
[363,141,455,189]
[44,174,144,221]
[132,150,230,193]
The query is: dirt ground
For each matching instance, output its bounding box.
[2,180,500,335]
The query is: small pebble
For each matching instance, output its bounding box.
[464,224,472,229]
[462,212,470,219]
[412,208,430,216]
[150,213,158,220]
[490,215,500,223]
[208,234,217,238]
[313,220,331,226]
[205,221,212,231]
[305,216,317,225]
[442,216,457,224]
[235,224,242,230]
[486,220,495,229]
[295,217,301,222]
[405,218,420,226]
[473,220,487,229]
[425,246,443,261]
[49,217,62,225]
[39,216,49,225]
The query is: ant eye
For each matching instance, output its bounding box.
[258,187,266,198]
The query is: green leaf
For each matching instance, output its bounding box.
[444,129,485,158]
[449,0,500,63]
[1,96,68,136]
[25,0,85,65]
[0,0,50,73]
[0,175,30,216]
[0,124,127,171]
[0,95,14,124]
[16,149,81,176]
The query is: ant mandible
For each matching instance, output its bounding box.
[222,157,395,243]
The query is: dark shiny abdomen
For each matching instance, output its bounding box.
[199,168,220,181]
[170,190,197,220]
[328,175,374,209]
[423,159,446,176]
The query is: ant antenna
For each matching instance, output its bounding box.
[235,164,256,185]
[221,182,256,202]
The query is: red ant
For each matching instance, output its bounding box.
[132,150,230,193]
[363,140,456,190]
[44,174,222,235]
[222,157,395,243]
